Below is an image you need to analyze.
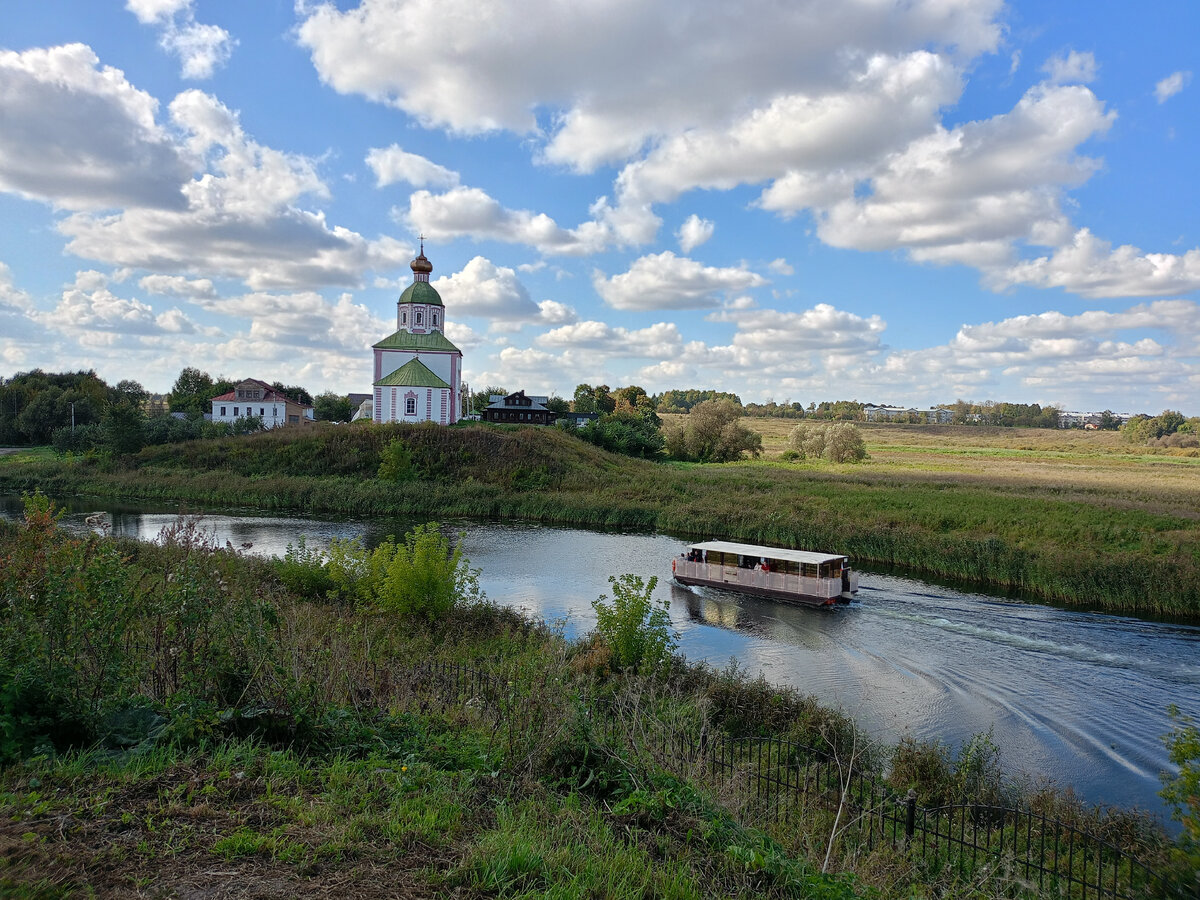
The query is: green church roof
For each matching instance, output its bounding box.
[375,358,451,389]
[398,280,444,307]
[373,329,461,353]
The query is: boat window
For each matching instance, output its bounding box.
[802,563,818,578]
[777,559,800,576]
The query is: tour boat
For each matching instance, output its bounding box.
[672,540,859,607]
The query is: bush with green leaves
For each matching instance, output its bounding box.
[362,523,483,621]
[1161,704,1200,862]
[0,493,145,759]
[590,574,677,674]
[378,438,416,481]
[577,410,665,459]
[277,535,337,598]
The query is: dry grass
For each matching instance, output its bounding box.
[731,418,1200,521]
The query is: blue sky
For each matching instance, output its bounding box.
[1,0,1197,414]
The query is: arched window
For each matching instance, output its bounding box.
[405,397,417,416]
[401,311,407,324]
[416,310,423,325]
[432,312,439,326]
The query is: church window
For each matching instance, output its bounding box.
[234,407,240,416]
[416,311,423,325]
[405,397,417,416]
[220,406,226,416]
[260,408,265,416]
[402,311,407,324]
[433,312,438,326]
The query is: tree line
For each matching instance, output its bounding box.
[0,367,357,452]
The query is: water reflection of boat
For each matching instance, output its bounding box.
[672,540,858,607]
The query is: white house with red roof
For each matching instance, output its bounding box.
[371,243,463,424]
[210,379,314,429]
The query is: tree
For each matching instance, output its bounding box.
[272,382,313,406]
[545,394,570,414]
[471,385,506,415]
[102,380,148,455]
[662,398,762,462]
[314,391,353,422]
[1098,410,1119,430]
[168,367,215,417]
[573,383,614,414]
[572,383,596,414]
[824,423,868,462]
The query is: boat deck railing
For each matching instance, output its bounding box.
[674,559,843,599]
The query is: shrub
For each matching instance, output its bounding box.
[787,422,868,463]
[1161,705,1200,861]
[889,736,954,806]
[378,438,416,480]
[364,523,483,621]
[591,574,676,674]
[0,493,144,744]
[578,411,665,459]
[276,535,337,598]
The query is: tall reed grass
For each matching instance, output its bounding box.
[3,422,1198,616]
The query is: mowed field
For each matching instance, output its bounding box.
[729,418,1200,524]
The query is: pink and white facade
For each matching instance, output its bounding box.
[371,246,463,424]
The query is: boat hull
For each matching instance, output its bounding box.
[674,572,847,608]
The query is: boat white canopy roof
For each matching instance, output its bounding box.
[686,540,847,565]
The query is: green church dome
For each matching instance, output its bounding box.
[398,280,444,308]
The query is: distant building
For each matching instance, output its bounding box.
[863,404,953,424]
[482,390,557,425]
[372,243,463,424]
[210,379,314,428]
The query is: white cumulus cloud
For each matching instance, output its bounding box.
[593,252,767,311]
[366,145,460,188]
[127,0,234,79]
[676,215,714,253]
[1002,229,1200,298]
[0,44,190,211]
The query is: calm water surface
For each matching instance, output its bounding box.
[5,496,1196,824]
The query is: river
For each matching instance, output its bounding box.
[3,494,1197,825]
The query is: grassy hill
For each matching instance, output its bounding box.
[2,420,1199,616]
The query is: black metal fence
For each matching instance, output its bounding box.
[407,660,1193,900]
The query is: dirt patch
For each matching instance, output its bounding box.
[0,764,485,900]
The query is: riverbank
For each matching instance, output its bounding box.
[1,421,1198,617]
[1,499,1189,898]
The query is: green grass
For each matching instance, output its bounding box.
[2,421,1199,616]
[0,510,1189,898]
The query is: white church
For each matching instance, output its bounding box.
[370,244,463,424]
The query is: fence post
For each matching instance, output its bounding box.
[905,789,917,844]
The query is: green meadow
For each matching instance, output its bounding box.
[2,419,1198,617]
